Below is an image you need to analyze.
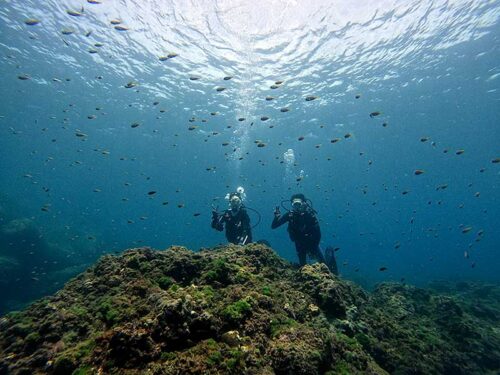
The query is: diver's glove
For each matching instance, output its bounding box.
[274,206,280,216]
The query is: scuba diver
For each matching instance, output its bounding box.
[272,193,334,272]
[211,187,253,245]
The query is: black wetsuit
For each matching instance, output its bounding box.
[271,209,325,266]
[212,208,252,245]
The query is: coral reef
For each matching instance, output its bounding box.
[0,243,498,374]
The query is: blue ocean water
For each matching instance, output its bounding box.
[0,0,499,314]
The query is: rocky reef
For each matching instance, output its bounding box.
[0,244,498,374]
[0,198,101,315]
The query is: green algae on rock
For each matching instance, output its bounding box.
[0,244,499,374]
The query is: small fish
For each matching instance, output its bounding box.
[216,87,226,92]
[188,125,198,130]
[355,94,361,99]
[298,136,305,141]
[261,116,269,121]
[456,149,465,155]
[270,84,279,89]
[257,143,266,148]
[464,251,469,259]
[238,117,245,121]
[193,213,201,216]
[61,28,75,35]
[222,142,230,146]
[24,18,40,26]
[330,138,341,143]
[420,137,430,142]
[177,203,184,208]
[124,81,137,88]
[114,25,129,31]
[344,133,352,139]
[265,96,274,101]
[379,267,388,271]
[159,54,176,61]
[75,131,87,137]
[491,158,500,164]
[305,95,318,101]
[414,169,425,175]
[223,76,232,80]
[17,74,30,80]
[462,226,472,234]
[66,9,83,17]
[189,76,200,81]
[280,107,289,112]
[148,191,156,195]
[275,80,284,85]
[369,111,381,118]
[110,19,122,25]
[87,0,102,4]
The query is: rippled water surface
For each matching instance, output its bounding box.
[0,0,499,311]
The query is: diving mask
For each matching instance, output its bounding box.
[229,194,242,210]
[292,198,305,212]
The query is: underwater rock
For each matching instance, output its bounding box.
[1,218,36,236]
[0,244,498,374]
[297,263,367,319]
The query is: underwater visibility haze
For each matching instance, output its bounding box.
[0,0,499,315]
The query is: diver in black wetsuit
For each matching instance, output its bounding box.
[272,193,334,272]
[211,189,252,245]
